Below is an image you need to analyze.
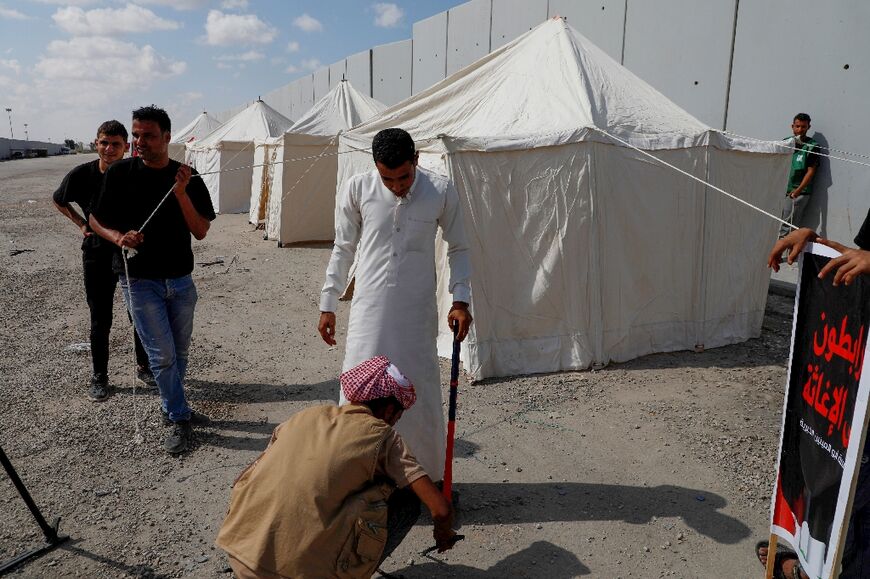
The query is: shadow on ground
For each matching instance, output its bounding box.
[449,482,749,544]
[186,378,340,404]
[380,541,589,578]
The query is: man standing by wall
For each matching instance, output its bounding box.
[52,120,153,401]
[779,113,820,237]
[318,128,472,481]
[90,106,215,454]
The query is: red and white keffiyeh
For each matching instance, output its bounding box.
[340,355,416,410]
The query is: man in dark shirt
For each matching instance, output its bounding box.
[52,120,152,401]
[90,106,215,454]
[779,113,821,237]
[763,211,870,578]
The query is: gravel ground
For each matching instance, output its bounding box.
[0,155,794,578]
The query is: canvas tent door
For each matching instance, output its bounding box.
[249,139,281,225]
[432,141,786,380]
[194,141,255,214]
[264,134,338,245]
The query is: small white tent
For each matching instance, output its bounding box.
[253,81,386,244]
[169,111,221,162]
[339,18,791,380]
[187,100,292,214]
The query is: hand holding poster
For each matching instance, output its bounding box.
[769,243,870,578]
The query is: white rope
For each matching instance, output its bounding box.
[120,247,143,445]
[719,129,870,161]
[592,127,798,230]
[280,135,338,203]
[717,130,870,169]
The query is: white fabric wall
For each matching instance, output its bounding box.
[249,140,281,224]
[190,142,254,214]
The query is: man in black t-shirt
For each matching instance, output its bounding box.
[53,120,152,401]
[90,106,215,454]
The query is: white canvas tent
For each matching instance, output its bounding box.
[169,111,221,162]
[253,81,386,244]
[339,18,791,380]
[187,100,292,214]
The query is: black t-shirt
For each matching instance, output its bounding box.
[52,159,108,249]
[856,208,870,250]
[90,158,215,279]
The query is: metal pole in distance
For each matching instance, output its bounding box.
[0,445,69,575]
[442,320,461,502]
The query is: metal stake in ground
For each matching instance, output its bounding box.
[442,320,461,502]
[0,445,69,574]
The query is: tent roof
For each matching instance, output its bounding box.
[288,80,386,137]
[192,100,293,149]
[343,18,781,153]
[171,111,222,145]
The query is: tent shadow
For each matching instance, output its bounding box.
[380,541,589,578]
[198,419,279,452]
[186,378,340,404]
[447,482,749,545]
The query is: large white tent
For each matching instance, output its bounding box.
[253,81,386,244]
[168,111,221,162]
[187,100,292,214]
[338,18,791,380]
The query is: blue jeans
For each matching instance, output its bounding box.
[120,275,197,422]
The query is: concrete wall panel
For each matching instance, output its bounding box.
[622,0,736,129]
[263,84,294,121]
[329,59,347,89]
[296,75,315,117]
[372,39,412,107]
[412,12,448,94]
[446,0,492,76]
[346,49,372,97]
[727,0,870,242]
[548,0,626,62]
[490,0,548,51]
[313,67,330,102]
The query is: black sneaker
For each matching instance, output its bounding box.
[136,366,157,388]
[89,373,109,402]
[161,408,210,426]
[164,420,192,454]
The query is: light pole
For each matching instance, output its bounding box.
[4,108,12,139]
[23,123,28,141]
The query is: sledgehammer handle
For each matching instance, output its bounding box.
[442,321,461,501]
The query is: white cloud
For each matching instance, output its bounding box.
[0,5,29,20]
[0,59,21,75]
[214,50,264,62]
[220,0,248,10]
[301,58,320,71]
[284,64,298,74]
[286,40,300,53]
[216,62,233,70]
[293,13,322,32]
[372,3,403,28]
[33,37,186,107]
[53,5,180,36]
[204,10,276,45]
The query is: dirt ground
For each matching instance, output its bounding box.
[0,154,796,578]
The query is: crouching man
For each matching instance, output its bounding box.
[216,356,457,579]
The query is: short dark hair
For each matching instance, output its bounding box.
[794,113,811,124]
[362,396,403,415]
[372,128,415,168]
[132,105,171,133]
[96,120,128,141]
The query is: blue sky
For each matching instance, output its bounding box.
[0,1,459,143]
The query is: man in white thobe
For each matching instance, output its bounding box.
[318,128,472,480]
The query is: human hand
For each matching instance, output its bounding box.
[447,303,472,342]
[433,511,456,553]
[117,230,144,249]
[815,239,870,286]
[80,223,93,238]
[789,189,801,199]
[318,311,337,346]
[175,164,192,195]
[767,228,817,272]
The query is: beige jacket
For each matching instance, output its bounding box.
[216,405,408,579]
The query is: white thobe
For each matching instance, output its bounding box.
[320,167,471,479]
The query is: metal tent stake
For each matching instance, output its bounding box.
[0,445,69,575]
